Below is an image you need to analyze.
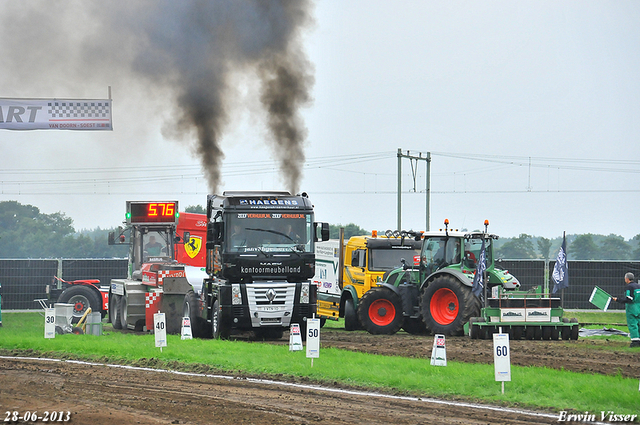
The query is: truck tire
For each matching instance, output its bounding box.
[119,295,128,330]
[182,290,202,338]
[110,294,122,330]
[57,285,102,324]
[211,300,231,340]
[357,288,404,335]
[344,298,360,331]
[420,276,480,336]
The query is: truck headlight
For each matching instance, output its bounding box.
[232,284,242,305]
[300,282,310,304]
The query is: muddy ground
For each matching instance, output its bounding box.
[1,328,638,424]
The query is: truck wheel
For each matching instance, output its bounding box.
[57,285,101,324]
[402,317,428,335]
[182,290,202,338]
[357,288,404,335]
[119,295,128,330]
[421,276,480,336]
[211,300,231,340]
[111,294,122,330]
[344,298,360,331]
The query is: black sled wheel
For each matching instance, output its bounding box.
[253,328,285,340]
[570,318,579,340]
[402,317,428,335]
[421,276,480,336]
[357,288,404,335]
[57,285,101,324]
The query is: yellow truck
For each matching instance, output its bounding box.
[313,231,422,331]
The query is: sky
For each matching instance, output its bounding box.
[0,1,639,240]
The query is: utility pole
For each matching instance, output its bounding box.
[396,148,431,232]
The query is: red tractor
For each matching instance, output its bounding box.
[50,208,207,324]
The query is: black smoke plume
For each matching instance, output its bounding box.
[0,0,315,194]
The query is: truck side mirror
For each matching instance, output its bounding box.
[321,222,330,241]
[314,222,330,242]
[208,222,223,246]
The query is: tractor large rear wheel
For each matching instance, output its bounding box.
[357,288,404,335]
[421,276,480,336]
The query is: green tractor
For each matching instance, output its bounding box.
[359,220,520,336]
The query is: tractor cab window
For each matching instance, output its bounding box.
[464,237,492,269]
[421,237,461,273]
[369,247,421,271]
[143,231,169,261]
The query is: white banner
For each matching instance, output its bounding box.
[0,98,112,130]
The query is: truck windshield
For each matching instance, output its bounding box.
[369,248,421,271]
[226,212,313,253]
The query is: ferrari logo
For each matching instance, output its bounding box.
[185,236,202,259]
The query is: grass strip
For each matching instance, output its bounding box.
[1,312,637,415]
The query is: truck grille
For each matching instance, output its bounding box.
[247,284,295,305]
[245,283,296,328]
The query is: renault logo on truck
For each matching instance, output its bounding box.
[266,288,277,303]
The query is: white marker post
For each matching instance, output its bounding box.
[306,318,320,366]
[493,332,511,394]
[154,312,167,352]
[181,317,193,340]
[289,323,303,351]
[430,334,447,366]
[44,308,55,339]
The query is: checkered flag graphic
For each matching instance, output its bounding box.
[47,101,111,118]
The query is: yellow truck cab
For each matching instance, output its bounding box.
[314,231,422,330]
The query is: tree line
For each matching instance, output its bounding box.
[0,201,638,260]
[494,233,640,261]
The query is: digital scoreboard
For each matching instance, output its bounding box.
[126,201,179,224]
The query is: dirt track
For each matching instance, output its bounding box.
[1,328,638,424]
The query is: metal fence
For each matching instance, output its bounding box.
[1,258,638,310]
[0,258,128,310]
[500,260,640,309]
